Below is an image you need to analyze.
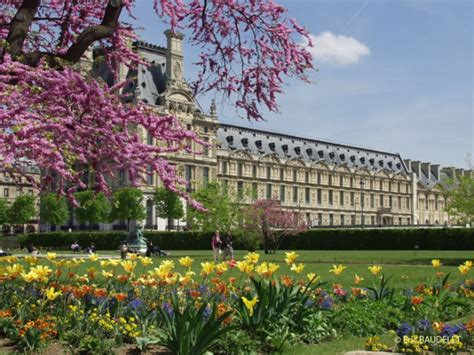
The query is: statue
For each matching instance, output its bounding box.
[127,224,147,254]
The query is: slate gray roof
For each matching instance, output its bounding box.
[217,124,408,174]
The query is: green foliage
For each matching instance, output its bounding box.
[74,190,111,226]
[280,228,474,250]
[157,293,235,355]
[332,301,403,337]
[365,274,395,302]
[0,197,7,225]
[297,311,337,344]
[443,175,474,224]
[215,329,261,354]
[7,194,36,225]
[188,182,242,233]
[109,188,145,227]
[39,193,69,226]
[154,187,184,230]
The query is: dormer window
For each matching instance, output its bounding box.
[306,148,313,156]
[387,161,393,168]
[329,152,335,159]
[396,163,401,169]
[379,160,384,167]
[269,142,276,151]
[318,150,324,158]
[255,140,262,150]
[339,154,345,161]
[369,158,375,165]
[294,147,301,155]
[360,157,366,164]
[282,144,288,153]
[350,155,356,163]
[226,135,234,144]
[241,138,248,147]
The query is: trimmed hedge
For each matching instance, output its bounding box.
[16,227,474,251]
[280,228,474,250]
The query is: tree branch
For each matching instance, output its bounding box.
[62,0,124,64]
[3,0,41,59]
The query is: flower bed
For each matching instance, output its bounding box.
[0,253,472,354]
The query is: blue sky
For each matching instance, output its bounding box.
[131,0,473,168]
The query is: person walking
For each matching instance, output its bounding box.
[211,229,222,262]
[222,233,234,261]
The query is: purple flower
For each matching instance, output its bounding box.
[416,319,432,333]
[202,305,212,321]
[129,298,145,312]
[397,323,413,338]
[162,302,174,317]
[320,299,333,310]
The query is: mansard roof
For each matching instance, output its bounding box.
[217,124,408,174]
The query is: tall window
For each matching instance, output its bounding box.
[371,194,375,208]
[280,185,286,202]
[293,186,298,203]
[317,173,321,185]
[389,195,393,208]
[350,177,354,188]
[351,215,356,225]
[425,195,428,210]
[406,197,410,210]
[398,196,402,210]
[340,214,345,225]
[203,167,209,186]
[147,131,153,145]
[185,165,193,192]
[252,183,258,199]
[317,189,322,204]
[305,188,310,204]
[237,181,244,199]
[252,164,257,178]
[293,169,298,182]
[340,191,344,206]
[280,168,285,181]
[379,180,383,190]
[329,214,334,226]
[371,216,375,225]
[435,199,438,210]
[339,175,343,187]
[222,180,228,195]
[350,192,354,206]
[221,161,227,175]
[237,162,243,177]
[3,188,9,197]
[267,166,272,179]
[203,137,209,156]
[328,175,332,186]
[318,213,322,226]
[146,166,153,185]
[380,195,384,207]
[305,171,309,184]
[328,190,333,205]
[266,184,272,199]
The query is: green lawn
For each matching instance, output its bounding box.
[17,249,473,289]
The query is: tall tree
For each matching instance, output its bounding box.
[74,190,111,228]
[245,199,307,254]
[39,193,69,230]
[0,198,8,226]
[187,183,242,233]
[0,1,313,202]
[443,175,474,225]
[154,187,184,231]
[7,195,36,232]
[109,188,145,230]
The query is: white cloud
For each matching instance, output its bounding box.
[307,32,370,65]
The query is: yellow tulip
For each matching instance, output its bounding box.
[307,272,320,283]
[216,262,228,274]
[368,265,382,276]
[179,256,194,268]
[89,253,99,262]
[354,274,364,285]
[46,252,57,261]
[244,252,260,264]
[255,262,279,277]
[200,262,215,276]
[5,264,23,277]
[290,263,305,274]
[102,270,113,278]
[138,256,153,266]
[236,261,254,274]
[241,296,259,316]
[463,260,472,269]
[458,265,470,275]
[21,271,36,283]
[431,259,442,268]
[45,287,62,301]
[24,256,38,265]
[329,264,346,276]
[159,260,175,274]
[121,260,137,274]
[284,251,299,266]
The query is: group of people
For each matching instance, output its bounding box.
[118,241,169,259]
[211,230,234,261]
[70,241,96,254]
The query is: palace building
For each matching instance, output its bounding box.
[0,32,471,232]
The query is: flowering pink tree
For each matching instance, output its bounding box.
[0,1,313,202]
[246,199,307,254]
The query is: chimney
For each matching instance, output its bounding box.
[431,164,441,180]
[411,161,422,178]
[210,99,217,117]
[421,162,431,179]
[441,167,455,179]
[404,159,412,172]
[164,30,185,82]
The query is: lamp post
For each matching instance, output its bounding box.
[360,177,365,228]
